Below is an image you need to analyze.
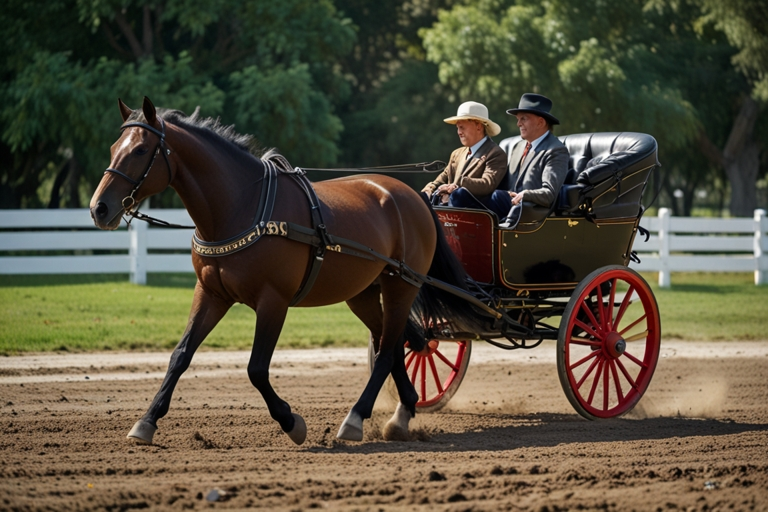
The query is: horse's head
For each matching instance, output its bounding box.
[90,97,173,230]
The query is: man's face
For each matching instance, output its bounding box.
[456,120,485,147]
[516,113,547,142]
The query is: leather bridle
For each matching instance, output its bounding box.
[104,117,173,212]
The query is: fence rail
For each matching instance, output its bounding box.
[1,207,766,286]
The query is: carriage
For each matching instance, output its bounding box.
[92,98,662,444]
[371,131,662,421]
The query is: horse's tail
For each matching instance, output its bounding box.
[404,194,489,351]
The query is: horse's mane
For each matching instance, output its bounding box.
[126,107,273,159]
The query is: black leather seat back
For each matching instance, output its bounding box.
[498,132,659,220]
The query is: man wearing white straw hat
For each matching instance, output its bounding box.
[421,101,507,208]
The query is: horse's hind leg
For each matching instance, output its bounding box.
[247,299,306,445]
[345,283,383,352]
[128,284,231,444]
[338,278,419,441]
[382,337,418,441]
[344,283,416,440]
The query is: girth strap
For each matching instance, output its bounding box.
[286,171,330,307]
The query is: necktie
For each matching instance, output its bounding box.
[521,142,531,163]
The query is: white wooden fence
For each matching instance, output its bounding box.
[0,207,766,287]
[0,208,195,285]
[631,208,767,286]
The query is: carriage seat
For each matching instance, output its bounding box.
[498,132,659,220]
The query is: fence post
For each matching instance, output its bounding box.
[129,217,148,285]
[756,209,767,286]
[658,208,671,288]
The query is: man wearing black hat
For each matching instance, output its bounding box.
[488,93,569,228]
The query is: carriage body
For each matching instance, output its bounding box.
[399,132,663,419]
[438,131,659,292]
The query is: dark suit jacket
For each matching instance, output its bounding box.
[422,138,507,197]
[506,132,569,208]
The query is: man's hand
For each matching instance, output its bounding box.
[436,183,459,204]
[509,190,525,206]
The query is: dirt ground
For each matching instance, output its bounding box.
[1,340,767,512]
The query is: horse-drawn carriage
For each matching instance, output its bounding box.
[374,131,661,420]
[92,98,661,445]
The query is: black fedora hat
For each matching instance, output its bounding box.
[506,93,560,125]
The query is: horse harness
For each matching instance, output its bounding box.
[191,155,432,306]
[105,118,173,212]
[106,118,501,317]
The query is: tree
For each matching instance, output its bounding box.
[420,0,766,215]
[675,0,768,216]
[0,0,354,208]
[331,0,459,191]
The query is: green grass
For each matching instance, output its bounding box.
[0,273,368,354]
[646,272,768,341]
[1,272,766,354]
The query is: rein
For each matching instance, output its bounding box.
[301,161,446,173]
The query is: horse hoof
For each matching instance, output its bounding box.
[336,411,363,441]
[383,402,412,441]
[286,413,307,445]
[127,420,156,444]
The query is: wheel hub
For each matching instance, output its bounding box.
[605,332,626,358]
[411,339,439,356]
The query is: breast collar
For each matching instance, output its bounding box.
[191,158,275,256]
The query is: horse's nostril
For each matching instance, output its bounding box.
[95,202,109,219]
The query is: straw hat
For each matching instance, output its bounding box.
[443,101,501,137]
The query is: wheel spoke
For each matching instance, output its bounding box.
[570,349,599,371]
[622,350,647,369]
[596,283,607,332]
[574,318,602,340]
[587,357,605,405]
[624,330,649,342]
[610,360,624,402]
[579,301,601,335]
[420,357,427,401]
[607,278,617,331]
[570,336,602,347]
[576,354,601,389]
[616,358,638,391]
[410,355,420,386]
[602,360,610,410]
[613,285,635,330]
[427,355,444,394]
[434,347,459,371]
[405,350,416,371]
[618,313,647,337]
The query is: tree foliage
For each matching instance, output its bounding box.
[420,0,766,215]
[0,0,354,207]
[1,0,765,214]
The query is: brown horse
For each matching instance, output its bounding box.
[90,97,478,445]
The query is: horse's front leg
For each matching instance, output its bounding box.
[247,300,307,445]
[127,284,231,444]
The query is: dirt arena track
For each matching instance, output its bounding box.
[1,341,767,511]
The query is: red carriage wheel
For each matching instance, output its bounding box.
[369,334,471,413]
[557,265,660,420]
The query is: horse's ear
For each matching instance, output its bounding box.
[118,98,132,122]
[142,96,157,125]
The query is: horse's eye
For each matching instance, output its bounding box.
[134,147,149,156]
